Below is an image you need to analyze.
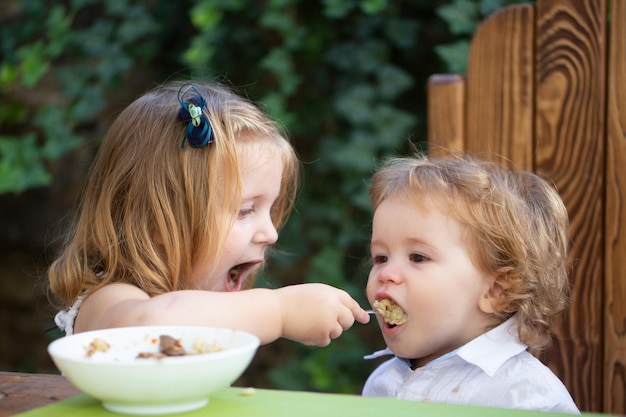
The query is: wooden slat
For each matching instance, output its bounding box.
[0,371,80,417]
[427,74,465,156]
[465,4,535,170]
[604,0,626,413]
[534,0,607,412]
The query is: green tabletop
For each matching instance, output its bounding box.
[16,387,608,417]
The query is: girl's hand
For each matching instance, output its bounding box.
[276,283,370,346]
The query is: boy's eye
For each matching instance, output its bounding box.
[372,255,388,264]
[409,253,428,263]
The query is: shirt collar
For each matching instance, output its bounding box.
[456,316,528,376]
[364,316,528,377]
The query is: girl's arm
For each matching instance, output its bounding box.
[74,283,370,346]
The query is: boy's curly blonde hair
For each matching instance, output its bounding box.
[369,153,570,352]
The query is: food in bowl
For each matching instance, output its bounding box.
[135,334,222,359]
[85,337,110,357]
[147,334,186,357]
[373,299,407,325]
[48,326,259,415]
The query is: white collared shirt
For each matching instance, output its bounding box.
[362,317,580,414]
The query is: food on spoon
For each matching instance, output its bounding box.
[373,299,407,326]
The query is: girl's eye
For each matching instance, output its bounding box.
[409,253,428,263]
[238,207,254,219]
[372,255,388,265]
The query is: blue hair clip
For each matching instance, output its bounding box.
[177,84,214,149]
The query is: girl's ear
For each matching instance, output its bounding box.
[478,272,509,314]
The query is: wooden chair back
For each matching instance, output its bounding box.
[427,0,625,413]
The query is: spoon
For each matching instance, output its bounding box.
[365,310,378,315]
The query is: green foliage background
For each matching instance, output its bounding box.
[0,0,527,393]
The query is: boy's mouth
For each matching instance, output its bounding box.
[373,298,407,328]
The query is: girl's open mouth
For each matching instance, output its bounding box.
[227,265,245,291]
[227,265,243,289]
[226,261,260,291]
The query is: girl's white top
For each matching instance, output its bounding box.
[54,295,85,336]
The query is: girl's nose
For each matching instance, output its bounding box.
[255,214,278,244]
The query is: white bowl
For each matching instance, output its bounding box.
[47,326,260,415]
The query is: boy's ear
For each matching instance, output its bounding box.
[478,272,509,314]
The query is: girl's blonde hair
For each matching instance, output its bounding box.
[369,153,570,352]
[49,81,299,307]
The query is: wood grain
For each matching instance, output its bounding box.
[604,0,626,413]
[465,4,535,170]
[0,371,80,417]
[427,74,466,156]
[535,0,606,412]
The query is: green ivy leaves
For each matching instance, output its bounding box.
[0,0,157,193]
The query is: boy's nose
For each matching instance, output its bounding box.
[378,262,403,284]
